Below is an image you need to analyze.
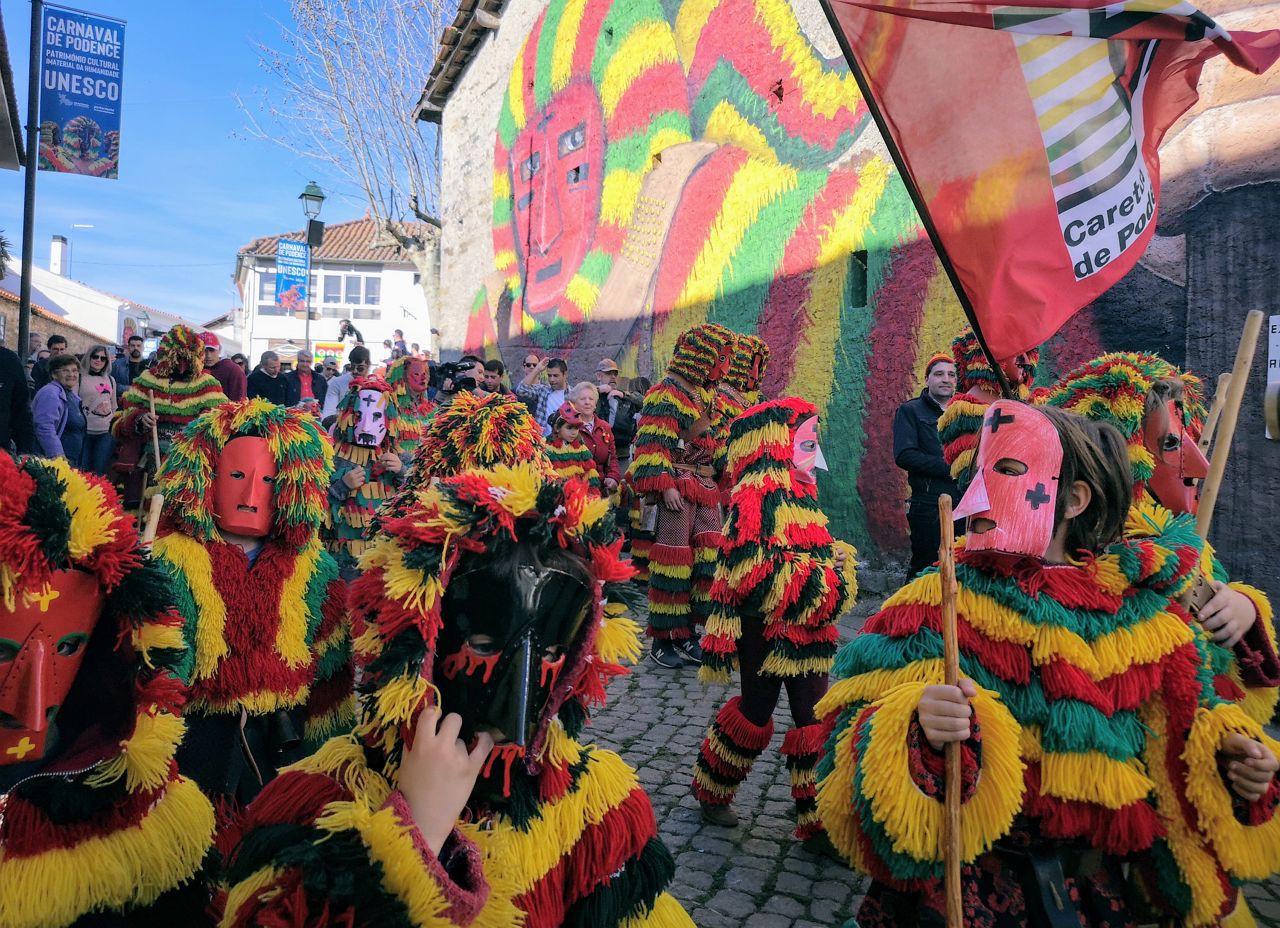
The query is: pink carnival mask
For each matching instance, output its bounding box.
[213,436,278,538]
[953,401,1062,557]
[356,390,389,447]
[0,571,105,765]
[792,416,827,485]
[1144,398,1209,514]
[407,358,429,396]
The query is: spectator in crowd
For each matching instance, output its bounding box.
[593,358,643,469]
[27,330,42,357]
[78,344,117,475]
[480,358,514,396]
[321,345,371,421]
[338,318,364,346]
[570,381,621,494]
[393,328,408,358]
[892,352,960,577]
[322,356,339,380]
[200,331,247,401]
[515,352,540,413]
[247,350,289,406]
[30,334,68,391]
[32,354,86,465]
[230,353,250,377]
[0,343,34,454]
[112,334,148,390]
[285,349,328,412]
[515,355,568,437]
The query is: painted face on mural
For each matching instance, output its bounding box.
[792,415,827,485]
[213,436,279,539]
[953,401,1063,558]
[510,82,605,322]
[407,358,429,395]
[356,390,389,447]
[0,571,104,765]
[1143,395,1208,514]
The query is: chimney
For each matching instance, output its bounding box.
[50,235,69,276]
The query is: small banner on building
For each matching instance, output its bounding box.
[38,4,126,179]
[821,0,1280,360]
[275,240,310,318]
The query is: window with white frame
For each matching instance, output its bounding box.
[253,260,386,320]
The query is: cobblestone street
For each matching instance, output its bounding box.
[589,587,1280,926]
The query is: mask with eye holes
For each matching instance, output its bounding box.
[212,436,278,538]
[434,537,595,758]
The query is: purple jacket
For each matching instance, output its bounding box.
[32,382,76,458]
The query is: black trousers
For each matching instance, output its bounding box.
[907,501,964,578]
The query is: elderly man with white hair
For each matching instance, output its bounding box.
[570,380,620,493]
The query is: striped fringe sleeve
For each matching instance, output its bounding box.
[628,381,698,495]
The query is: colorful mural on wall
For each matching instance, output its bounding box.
[462,0,1116,559]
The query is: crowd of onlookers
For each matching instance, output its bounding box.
[0,324,651,500]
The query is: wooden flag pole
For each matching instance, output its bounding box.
[141,494,164,547]
[1196,310,1263,540]
[1197,372,1232,456]
[937,494,962,928]
[147,391,163,469]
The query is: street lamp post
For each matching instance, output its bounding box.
[298,182,325,356]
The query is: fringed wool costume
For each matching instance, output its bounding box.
[547,438,601,493]
[324,376,407,578]
[815,508,1280,928]
[0,454,216,928]
[628,322,736,645]
[153,400,354,818]
[220,463,694,927]
[1043,352,1280,725]
[712,334,771,477]
[693,398,856,839]
[112,325,228,491]
[386,355,436,458]
[937,326,1041,481]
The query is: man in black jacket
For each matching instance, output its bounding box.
[0,345,35,454]
[284,349,327,412]
[893,353,959,577]
[593,358,641,467]
[247,350,289,406]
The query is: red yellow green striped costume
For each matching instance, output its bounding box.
[547,438,601,494]
[0,454,216,928]
[385,355,435,458]
[712,333,771,476]
[220,463,693,927]
[816,504,1280,927]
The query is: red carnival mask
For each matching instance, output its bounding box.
[747,353,765,391]
[213,436,278,538]
[0,571,104,765]
[407,358,429,396]
[709,345,733,382]
[953,401,1062,557]
[1144,398,1209,514]
[792,416,827,485]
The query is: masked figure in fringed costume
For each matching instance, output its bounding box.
[710,334,771,480]
[0,454,215,927]
[937,325,1040,482]
[816,400,1280,928]
[113,324,228,505]
[221,462,695,927]
[628,322,736,669]
[692,399,856,847]
[152,399,353,828]
[386,354,436,458]
[1043,353,1280,726]
[324,375,406,579]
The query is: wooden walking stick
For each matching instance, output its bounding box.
[141,493,164,547]
[1196,310,1263,541]
[147,390,163,470]
[937,494,962,928]
[1197,372,1231,456]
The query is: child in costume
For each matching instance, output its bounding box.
[1043,352,1279,724]
[693,398,856,845]
[112,324,228,503]
[385,353,435,457]
[546,401,602,495]
[153,399,354,819]
[936,325,1040,481]
[628,321,737,668]
[324,375,406,579]
[817,400,1280,928]
[0,454,216,927]
[220,462,694,927]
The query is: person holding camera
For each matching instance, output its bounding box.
[515,355,569,437]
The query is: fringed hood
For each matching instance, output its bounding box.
[332,375,401,453]
[667,322,736,387]
[151,324,205,381]
[951,325,1039,396]
[157,398,334,547]
[724,396,816,491]
[1042,352,1206,499]
[348,462,643,791]
[725,333,771,395]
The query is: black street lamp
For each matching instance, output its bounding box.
[299,181,326,219]
[298,183,326,352]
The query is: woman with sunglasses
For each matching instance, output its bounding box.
[78,343,118,475]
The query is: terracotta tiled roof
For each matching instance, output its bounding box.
[0,288,113,342]
[238,216,430,265]
[414,0,507,123]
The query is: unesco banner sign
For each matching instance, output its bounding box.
[38,4,126,179]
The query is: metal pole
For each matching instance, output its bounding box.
[816,0,1015,399]
[304,246,311,354]
[17,0,44,361]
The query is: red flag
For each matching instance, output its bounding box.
[823,0,1280,359]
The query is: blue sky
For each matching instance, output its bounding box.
[0,0,390,324]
